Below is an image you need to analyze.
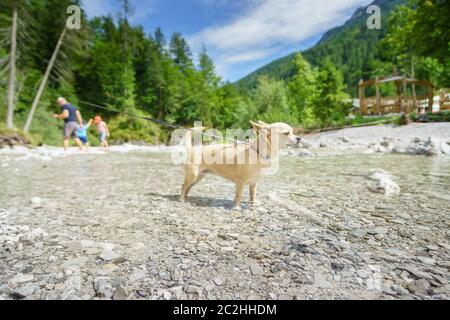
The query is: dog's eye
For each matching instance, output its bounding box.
[283,132,290,135]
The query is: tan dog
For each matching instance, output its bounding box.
[180,121,301,209]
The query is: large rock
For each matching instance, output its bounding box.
[367,169,400,196]
[397,136,450,156]
[419,137,450,156]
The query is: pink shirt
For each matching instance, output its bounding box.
[97,121,107,134]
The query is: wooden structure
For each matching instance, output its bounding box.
[359,75,434,115]
[440,89,450,111]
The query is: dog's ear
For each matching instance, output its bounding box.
[257,120,270,126]
[250,120,271,132]
[250,120,264,132]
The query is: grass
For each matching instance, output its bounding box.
[300,114,402,133]
[413,111,450,123]
[0,124,36,146]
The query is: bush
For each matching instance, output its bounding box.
[417,111,450,123]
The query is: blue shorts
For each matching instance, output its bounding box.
[99,132,107,142]
[79,136,88,144]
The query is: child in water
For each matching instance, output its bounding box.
[93,116,110,149]
[76,120,93,147]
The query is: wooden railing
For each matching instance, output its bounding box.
[441,89,450,111]
[362,96,430,115]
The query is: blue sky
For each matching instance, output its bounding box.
[82,0,373,82]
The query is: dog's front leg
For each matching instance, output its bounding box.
[233,182,245,210]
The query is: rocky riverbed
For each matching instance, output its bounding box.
[298,123,450,157]
[0,144,449,300]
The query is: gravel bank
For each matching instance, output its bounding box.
[0,150,449,300]
[298,123,450,157]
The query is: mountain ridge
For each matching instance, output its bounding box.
[236,0,407,96]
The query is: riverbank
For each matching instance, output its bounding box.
[1,123,450,161]
[1,151,449,300]
[298,123,450,157]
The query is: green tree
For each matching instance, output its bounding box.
[169,32,193,72]
[411,0,450,63]
[314,60,350,123]
[253,76,294,124]
[288,54,319,124]
[379,5,417,77]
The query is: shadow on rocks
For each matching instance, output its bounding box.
[147,192,236,209]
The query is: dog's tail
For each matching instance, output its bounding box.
[184,130,193,152]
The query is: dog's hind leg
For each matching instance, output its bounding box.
[181,169,196,202]
[249,184,257,205]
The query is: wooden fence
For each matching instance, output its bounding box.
[440,89,450,111]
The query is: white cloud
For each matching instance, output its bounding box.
[223,48,277,64]
[189,0,373,80]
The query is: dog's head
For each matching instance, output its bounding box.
[250,121,301,147]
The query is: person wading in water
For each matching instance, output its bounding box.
[53,97,85,152]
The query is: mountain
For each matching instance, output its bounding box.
[236,0,407,96]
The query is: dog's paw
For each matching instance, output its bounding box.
[232,206,242,211]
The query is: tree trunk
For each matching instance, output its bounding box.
[24,27,67,133]
[411,56,417,111]
[6,4,18,129]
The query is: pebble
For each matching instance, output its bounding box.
[93,278,113,299]
[136,290,148,298]
[113,285,128,300]
[30,197,42,207]
[397,266,433,281]
[416,256,436,265]
[186,285,202,296]
[163,291,173,300]
[314,273,332,289]
[97,264,118,276]
[249,263,264,276]
[9,274,34,287]
[384,249,406,257]
[212,277,225,286]
[54,283,65,291]
[130,270,147,281]
[63,257,88,267]
[99,250,120,262]
[85,248,102,256]
[407,280,431,295]
[15,284,38,297]
[368,227,388,236]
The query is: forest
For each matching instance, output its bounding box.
[0,0,449,145]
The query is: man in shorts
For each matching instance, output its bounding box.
[53,97,85,152]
